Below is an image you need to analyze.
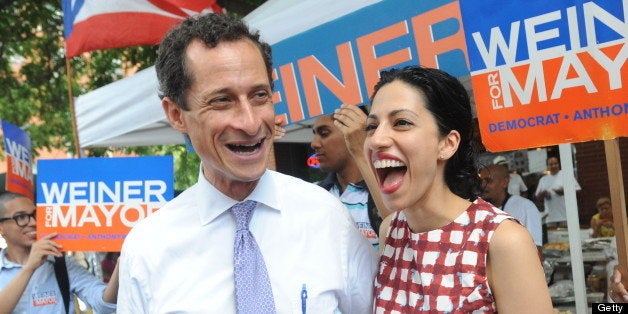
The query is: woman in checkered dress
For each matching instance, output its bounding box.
[364,66,552,313]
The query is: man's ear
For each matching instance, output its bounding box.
[501,176,511,189]
[438,130,461,160]
[162,97,187,133]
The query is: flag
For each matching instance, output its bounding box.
[62,0,222,58]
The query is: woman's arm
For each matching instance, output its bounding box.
[333,104,393,218]
[488,220,553,313]
[102,259,119,303]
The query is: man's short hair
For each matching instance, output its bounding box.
[155,13,273,110]
[0,191,28,216]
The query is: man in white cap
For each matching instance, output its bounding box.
[493,155,528,198]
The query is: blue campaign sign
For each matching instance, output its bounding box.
[459,0,628,151]
[460,0,626,71]
[1,120,34,199]
[35,156,174,251]
[270,0,469,125]
[37,156,174,204]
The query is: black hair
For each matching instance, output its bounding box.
[370,66,481,200]
[0,191,28,216]
[155,13,273,110]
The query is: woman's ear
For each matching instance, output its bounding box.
[438,130,461,160]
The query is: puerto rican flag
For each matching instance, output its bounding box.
[62,0,222,58]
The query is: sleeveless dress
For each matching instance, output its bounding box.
[373,198,514,313]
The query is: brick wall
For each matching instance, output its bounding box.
[574,138,628,226]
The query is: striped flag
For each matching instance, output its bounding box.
[62,0,222,58]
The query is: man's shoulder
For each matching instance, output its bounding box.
[269,170,334,197]
[268,171,352,217]
[125,183,200,241]
[508,195,535,205]
[507,195,540,213]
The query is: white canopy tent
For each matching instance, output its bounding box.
[75,0,382,148]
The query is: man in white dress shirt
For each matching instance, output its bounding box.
[117,13,378,313]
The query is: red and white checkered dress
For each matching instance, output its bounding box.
[373,198,513,313]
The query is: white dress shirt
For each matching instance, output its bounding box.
[118,169,378,313]
[502,195,543,246]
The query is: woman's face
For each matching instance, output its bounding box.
[364,80,447,212]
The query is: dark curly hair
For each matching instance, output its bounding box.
[370,66,481,200]
[155,13,273,110]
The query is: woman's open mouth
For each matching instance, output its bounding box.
[373,159,407,193]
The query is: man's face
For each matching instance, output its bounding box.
[479,166,509,205]
[547,157,560,175]
[162,39,274,199]
[0,197,37,249]
[311,115,350,173]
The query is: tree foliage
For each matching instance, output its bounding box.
[0,0,265,191]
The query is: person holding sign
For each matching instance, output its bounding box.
[367,66,552,312]
[117,13,377,313]
[0,192,118,313]
[311,106,389,249]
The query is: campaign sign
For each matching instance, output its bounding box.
[1,120,34,200]
[270,0,469,125]
[36,156,174,251]
[460,0,628,151]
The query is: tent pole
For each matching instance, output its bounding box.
[65,57,83,158]
[559,143,587,313]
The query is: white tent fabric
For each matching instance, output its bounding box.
[75,0,382,148]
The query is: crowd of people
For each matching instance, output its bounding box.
[1,12,626,314]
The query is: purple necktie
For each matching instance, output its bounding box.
[231,200,276,314]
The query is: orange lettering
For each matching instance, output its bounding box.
[298,42,362,117]
[357,21,413,97]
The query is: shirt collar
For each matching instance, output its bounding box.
[0,249,54,270]
[197,169,281,225]
[320,172,367,190]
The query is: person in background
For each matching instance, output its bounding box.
[535,156,581,228]
[480,164,543,257]
[118,13,377,313]
[368,66,551,312]
[100,252,120,283]
[609,267,628,303]
[311,105,391,248]
[493,155,528,198]
[589,197,614,238]
[0,192,118,313]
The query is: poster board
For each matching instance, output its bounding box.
[1,120,34,200]
[36,156,174,252]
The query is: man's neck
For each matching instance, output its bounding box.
[493,192,508,208]
[335,163,363,193]
[4,246,30,265]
